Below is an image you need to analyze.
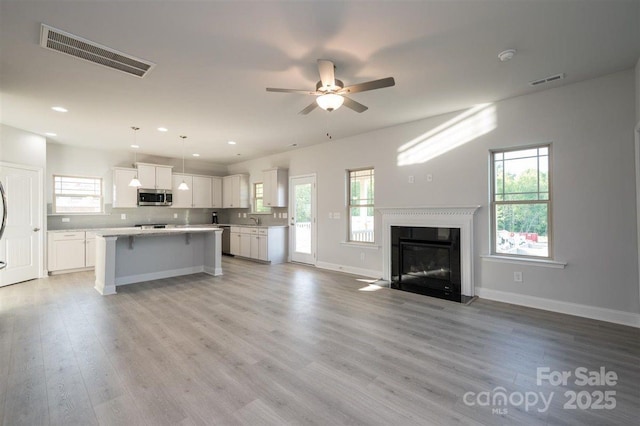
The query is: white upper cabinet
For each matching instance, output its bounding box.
[263,168,288,207]
[171,174,194,208]
[136,163,173,190]
[212,177,222,208]
[192,176,213,208]
[171,174,217,208]
[112,167,138,208]
[222,174,249,208]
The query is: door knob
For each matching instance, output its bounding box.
[33,227,41,232]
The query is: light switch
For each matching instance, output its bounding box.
[61,217,70,223]
[408,175,414,183]
[238,213,241,218]
[121,213,126,220]
[282,212,287,219]
[329,212,333,219]
[273,213,277,218]
[333,212,340,219]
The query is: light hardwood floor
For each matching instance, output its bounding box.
[1,256,638,425]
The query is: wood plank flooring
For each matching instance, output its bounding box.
[1,256,638,425]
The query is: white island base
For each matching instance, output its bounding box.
[94,228,223,295]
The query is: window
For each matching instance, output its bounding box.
[253,182,271,213]
[491,145,551,258]
[53,175,103,214]
[348,168,374,243]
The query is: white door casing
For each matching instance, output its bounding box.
[0,164,43,287]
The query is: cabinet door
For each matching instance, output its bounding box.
[212,177,222,208]
[263,169,287,207]
[172,175,193,208]
[137,164,156,189]
[155,166,173,190]
[53,240,86,271]
[250,235,260,259]
[263,169,275,207]
[240,234,251,258]
[257,235,268,261]
[222,176,234,208]
[113,169,138,208]
[230,232,241,255]
[192,176,213,208]
[85,233,96,267]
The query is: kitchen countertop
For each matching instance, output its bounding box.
[93,227,223,237]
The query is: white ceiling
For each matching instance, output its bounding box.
[1,1,639,165]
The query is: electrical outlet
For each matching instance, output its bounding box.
[121,213,126,220]
[333,212,340,219]
[282,212,287,219]
[243,213,247,218]
[426,174,433,182]
[273,213,277,218]
[514,271,523,282]
[173,213,178,219]
[329,212,333,219]
[61,217,70,223]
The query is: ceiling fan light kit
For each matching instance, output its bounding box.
[266,59,395,115]
[316,93,344,111]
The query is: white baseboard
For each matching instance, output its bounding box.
[115,266,205,286]
[315,261,382,279]
[475,287,640,328]
[204,266,223,276]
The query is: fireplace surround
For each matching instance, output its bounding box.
[379,206,480,302]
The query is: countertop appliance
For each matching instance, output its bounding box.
[0,181,6,270]
[138,189,172,206]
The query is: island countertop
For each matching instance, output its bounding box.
[93,226,222,237]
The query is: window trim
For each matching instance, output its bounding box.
[252,181,271,214]
[490,143,553,260]
[53,174,104,215]
[347,167,375,244]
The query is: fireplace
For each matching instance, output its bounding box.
[379,206,480,303]
[391,226,461,302]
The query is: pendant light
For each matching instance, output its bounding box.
[128,126,142,187]
[178,135,189,190]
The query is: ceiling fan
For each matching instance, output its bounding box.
[266,59,395,114]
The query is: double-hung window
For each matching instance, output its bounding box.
[53,175,103,214]
[491,145,551,258]
[348,168,374,243]
[253,182,270,213]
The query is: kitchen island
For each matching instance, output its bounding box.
[94,226,223,295]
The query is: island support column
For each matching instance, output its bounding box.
[204,230,223,276]
[95,235,117,295]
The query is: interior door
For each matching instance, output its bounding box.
[289,175,316,265]
[0,165,42,287]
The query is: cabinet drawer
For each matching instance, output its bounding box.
[85,232,96,240]
[258,228,268,235]
[240,227,252,234]
[230,227,242,233]
[51,231,85,241]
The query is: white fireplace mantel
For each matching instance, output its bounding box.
[378,206,481,297]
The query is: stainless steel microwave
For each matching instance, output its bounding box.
[138,189,172,206]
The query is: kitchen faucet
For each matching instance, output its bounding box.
[249,216,260,225]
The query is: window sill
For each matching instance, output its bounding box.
[480,254,566,269]
[340,241,380,250]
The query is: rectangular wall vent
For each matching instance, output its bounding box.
[40,24,155,78]
[529,73,565,87]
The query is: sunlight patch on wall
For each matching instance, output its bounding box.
[397,103,496,166]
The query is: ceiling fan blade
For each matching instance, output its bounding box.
[267,87,316,95]
[342,96,368,113]
[339,77,395,94]
[299,101,318,115]
[317,59,335,89]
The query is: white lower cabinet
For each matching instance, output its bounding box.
[48,231,95,272]
[228,226,286,264]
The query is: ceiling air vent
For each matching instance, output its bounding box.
[529,73,565,87]
[39,24,155,78]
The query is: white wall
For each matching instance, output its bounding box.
[0,124,46,168]
[228,69,639,316]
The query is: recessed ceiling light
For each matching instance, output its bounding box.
[192,153,200,157]
[289,143,298,147]
[45,132,57,137]
[157,127,168,132]
[498,49,516,62]
[51,106,68,112]
[236,153,241,156]
[228,141,237,145]
[130,144,139,149]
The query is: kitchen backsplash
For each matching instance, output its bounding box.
[47,204,288,230]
